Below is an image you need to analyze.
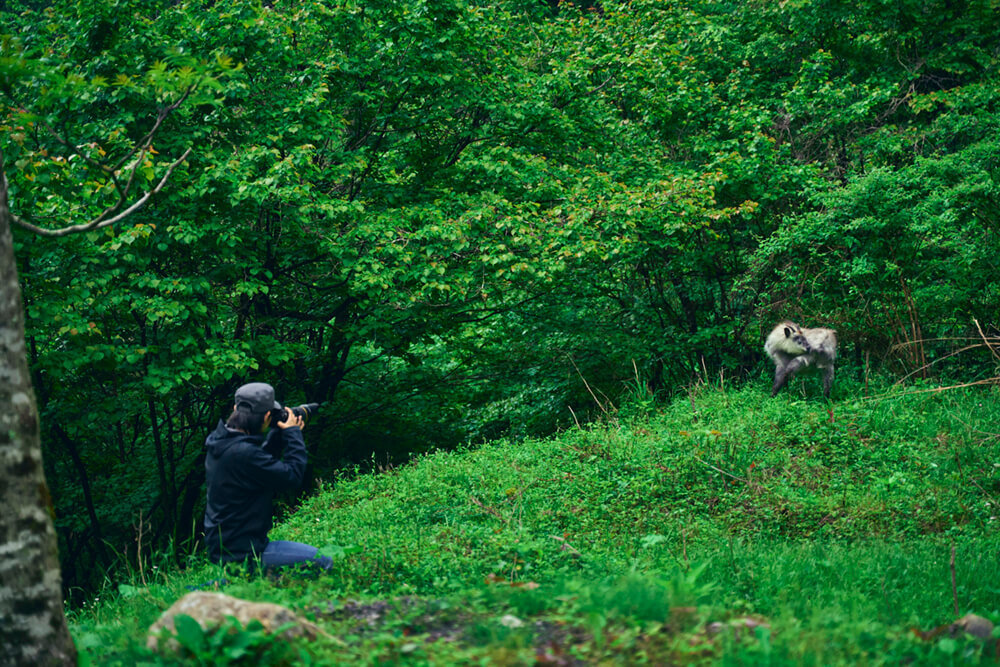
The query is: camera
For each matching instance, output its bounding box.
[273,403,320,425]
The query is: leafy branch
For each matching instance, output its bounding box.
[6,85,196,238]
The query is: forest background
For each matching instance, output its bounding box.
[2,0,999,606]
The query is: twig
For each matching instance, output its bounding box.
[858,378,1000,403]
[549,534,581,557]
[889,335,1000,349]
[693,455,749,484]
[894,344,996,385]
[864,350,871,396]
[40,84,194,199]
[965,474,999,508]
[681,524,689,571]
[973,318,1000,363]
[135,509,147,588]
[952,447,965,481]
[12,147,192,237]
[568,355,611,416]
[567,404,582,429]
[950,543,959,617]
[469,496,504,522]
[10,83,197,238]
[112,85,196,172]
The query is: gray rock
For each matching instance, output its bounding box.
[147,591,327,653]
[949,613,994,641]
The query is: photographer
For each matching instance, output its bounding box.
[204,382,332,572]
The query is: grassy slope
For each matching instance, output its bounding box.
[72,378,1000,664]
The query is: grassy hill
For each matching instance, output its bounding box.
[70,378,1000,664]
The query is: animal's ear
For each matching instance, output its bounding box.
[783,326,792,338]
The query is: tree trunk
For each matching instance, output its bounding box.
[51,423,109,570]
[0,157,78,664]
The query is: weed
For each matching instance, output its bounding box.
[70,378,1000,664]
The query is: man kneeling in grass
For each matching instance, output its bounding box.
[203,382,332,573]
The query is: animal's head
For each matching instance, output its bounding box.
[783,323,811,354]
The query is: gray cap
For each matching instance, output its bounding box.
[234,382,282,414]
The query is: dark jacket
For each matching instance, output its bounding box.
[203,421,307,563]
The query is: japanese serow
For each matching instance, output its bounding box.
[764,321,837,398]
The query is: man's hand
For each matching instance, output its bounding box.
[277,411,304,430]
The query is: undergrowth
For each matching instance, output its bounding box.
[70,377,1000,664]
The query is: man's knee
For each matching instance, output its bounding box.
[262,540,332,572]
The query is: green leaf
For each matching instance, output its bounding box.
[172,614,207,654]
[116,584,140,598]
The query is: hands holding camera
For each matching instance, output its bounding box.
[276,411,304,430]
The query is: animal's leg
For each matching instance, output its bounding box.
[771,365,783,396]
[772,356,809,396]
[822,365,835,398]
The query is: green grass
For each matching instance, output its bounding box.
[70,377,1000,664]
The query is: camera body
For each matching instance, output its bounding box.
[273,403,320,425]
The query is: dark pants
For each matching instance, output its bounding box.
[261,540,333,571]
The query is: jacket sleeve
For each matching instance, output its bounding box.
[241,427,307,491]
[261,428,286,458]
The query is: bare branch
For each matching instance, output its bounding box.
[112,85,196,173]
[43,87,189,179]
[950,544,959,618]
[861,378,1000,403]
[9,83,198,238]
[549,534,582,556]
[469,496,505,522]
[40,126,130,220]
[11,147,192,238]
[37,85,197,224]
[117,143,149,210]
[974,318,1000,363]
[568,354,615,416]
[41,125,114,176]
[693,455,750,485]
[893,343,990,385]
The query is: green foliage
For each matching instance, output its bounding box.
[164,614,300,666]
[751,141,1000,373]
[4,0,1000,612]
[70,380,1000,664]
